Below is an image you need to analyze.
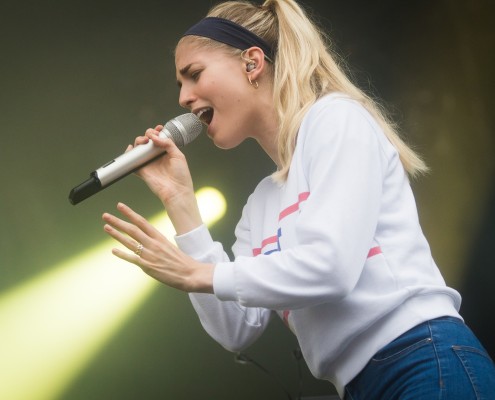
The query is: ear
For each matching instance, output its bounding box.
[242,47,266,80]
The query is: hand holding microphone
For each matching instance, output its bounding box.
[69,113,202,205]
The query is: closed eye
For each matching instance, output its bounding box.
[176,64,202,88]
[190,70,202,81]
[176,70,202,89]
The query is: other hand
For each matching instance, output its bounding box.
[102,202,214,294]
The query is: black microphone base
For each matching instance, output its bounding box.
[69,175,103,205]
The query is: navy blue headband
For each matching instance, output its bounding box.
[183,17,275,62]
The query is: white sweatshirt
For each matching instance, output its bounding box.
[175,93,462,398]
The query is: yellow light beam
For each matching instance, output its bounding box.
[0,187,226,400]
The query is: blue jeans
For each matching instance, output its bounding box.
[344,316,495,399]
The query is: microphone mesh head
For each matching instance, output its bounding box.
[164,113,203,147]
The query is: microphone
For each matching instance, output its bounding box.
[68,113,202,205]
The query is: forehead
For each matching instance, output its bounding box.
[175,40,205,64]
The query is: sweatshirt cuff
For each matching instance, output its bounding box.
[174,224,214,258]
[213,262,238,301]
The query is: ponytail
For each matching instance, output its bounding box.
[197,0,429,181]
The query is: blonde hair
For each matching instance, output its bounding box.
[181,0,428,181]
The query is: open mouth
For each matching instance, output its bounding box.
[196,107,214,126]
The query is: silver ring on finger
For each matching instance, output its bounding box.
[135,242,144,256]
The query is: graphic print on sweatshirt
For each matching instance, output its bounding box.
[252,192,310,257]
[251,190,382,328]
[252,191,310,328]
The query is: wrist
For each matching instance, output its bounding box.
[191,262,215,294]
[162,191,203,235]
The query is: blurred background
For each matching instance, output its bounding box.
[1,0,493,399]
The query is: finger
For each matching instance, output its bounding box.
[103,222,144,255]
[102,211,148,246]
[111,246,144,267]
[111,247,158,282]
[145,127,161,137]
[134,135,150,146]
[147,134,184,158]
[143,129,166,146]
[115,202,164,240]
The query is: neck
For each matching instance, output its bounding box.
[251,91,280,167]
[256,131,280,167]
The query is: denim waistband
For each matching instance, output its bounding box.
[429,315,464,323]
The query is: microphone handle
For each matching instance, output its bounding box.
[95,137,165,187]
[69,131,168,205]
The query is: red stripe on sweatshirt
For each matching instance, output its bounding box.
[367,246,382,258]
[278,192,310,221]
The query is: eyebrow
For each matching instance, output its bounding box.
[179,64,192,75]
[176,63,192,87]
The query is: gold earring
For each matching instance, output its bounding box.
[248,76,259,89]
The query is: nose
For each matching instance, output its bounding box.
[178,85,196,110]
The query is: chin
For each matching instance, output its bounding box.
[210,133,245,150]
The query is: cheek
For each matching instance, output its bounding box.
[213,73,246,101]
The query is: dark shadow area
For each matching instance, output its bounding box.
[460,178,495,359]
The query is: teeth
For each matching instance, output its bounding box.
[196,108,211,118]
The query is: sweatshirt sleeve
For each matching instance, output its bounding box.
[214,98,390,310]
[176,217,273,352]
